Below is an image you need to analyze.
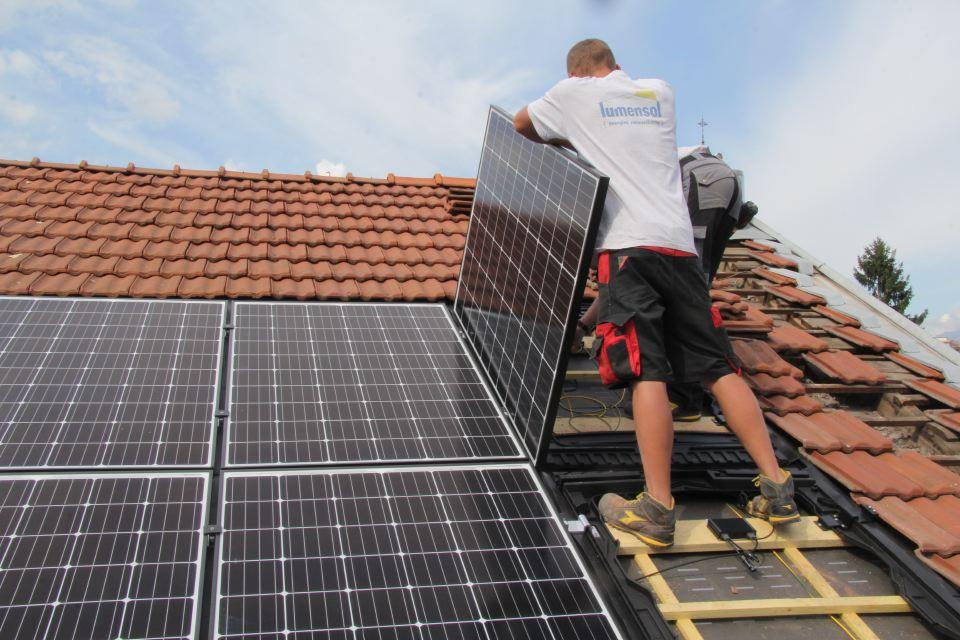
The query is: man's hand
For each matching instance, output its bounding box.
[514,107,574,150]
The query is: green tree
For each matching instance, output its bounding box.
[853,237,928,325]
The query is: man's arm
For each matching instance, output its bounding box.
[514,107,574,150]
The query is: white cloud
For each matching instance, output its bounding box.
[315,159,347,177]
[44,36,180,124]
[193,1,535,177]
[0,50,39,77]
[927,307,960,337]
[0,94,38,125]
[86,118,193,167]
[739,1,960,276]
[0,1,80,33]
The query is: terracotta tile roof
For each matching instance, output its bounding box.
[0,159,475,302]
[904,378,960,410]
[826,325,900,352]
[885,352,945,381]
[855,496,960,555]
[722,237,960,588]
[808,450,960,500]
[766,411,893,454]
[731,339,803,378]
[766,285,826,307]
[766,323,829,353]
[803,349,888,385]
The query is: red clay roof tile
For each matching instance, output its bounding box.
[767,324,829,353]
[915,552,960,586]
[20,253,74,274]
[854,496,960,555]
[99,238,146,258]
[115,257,164,277]
[745,372,806,397]
[36,206,81,222]
[80,273,136,296]
[160,258,206,278]
[228,243,269,261]
[758,394,823,416]
[766,410,893,454]
[205,258,248,277]
[249,259,292,279]
[722,305,775,333]
[741,240,776,252]
[767,285,826,307]
[0,253,28,273]
[130,224,174,242]
[710,289,742,304]
[2,218,51,236]
[927,411,960,434]
[827,325,899,352]
[9,235,60,255]
[803,350,888,385]
[316,279,360,300]
[731,339,804,378]
[813,305,861,327]
[753,267,797,287]
[271,278,315,300]
[187,242,228,261]
[28,272,89,296]
[808,450,960,499]
[68,255,120,276]
[749,250,798,269]
[0,270,41,294]
[178,275,227,299]
[129,275,182,298]
[904,379,960,410]
[885,352,945,380]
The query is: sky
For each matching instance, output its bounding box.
[1,0,958,336]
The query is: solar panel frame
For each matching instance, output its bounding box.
[224,301,524,467]
[0,296,225,470]
[0,470,210,640]
[453,106,609,466]
[212,463,624,640]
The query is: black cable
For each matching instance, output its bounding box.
[633,550,744,581]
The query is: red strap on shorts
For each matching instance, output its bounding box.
[637,245,697,257]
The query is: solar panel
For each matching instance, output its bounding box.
[214,464,622,639]
[0,472,208,640]
[0,297,223,469]
[226,302,522,466]
[454,106,608,463]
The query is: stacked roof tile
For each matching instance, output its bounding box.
[0,159,475,301]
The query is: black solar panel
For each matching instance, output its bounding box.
[0,472,208,640]
[0,297,223,469]
[214,464,621,639]
[454,107,608,463]
[226,303,522,466]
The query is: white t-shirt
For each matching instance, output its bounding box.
[527,71,696,253]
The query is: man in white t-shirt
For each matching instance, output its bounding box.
[514,39,798,547]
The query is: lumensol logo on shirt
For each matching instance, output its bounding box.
[598,90,661,119]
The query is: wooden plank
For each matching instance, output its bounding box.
[658,595,910,620]
[804,383,906,395]
[610,516,844,555]
[633,554,704,640]
[781,547,882,640]
[858,415,930,428]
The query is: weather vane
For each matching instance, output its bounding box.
[697,114,708,145]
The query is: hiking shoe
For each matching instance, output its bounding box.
[599,491,675,547]
[746,470,801,524]
[671,403,702,422]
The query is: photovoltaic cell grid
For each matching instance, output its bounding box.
[227,303,521,466]
[454,106,607,461]
[214,465,620,640]
[0,473,207,640]
[0,297,223,469]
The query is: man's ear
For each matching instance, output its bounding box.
[614,64,621,70]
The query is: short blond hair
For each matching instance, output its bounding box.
[567,39,616,75]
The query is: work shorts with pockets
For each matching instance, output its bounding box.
[591,247,740,388]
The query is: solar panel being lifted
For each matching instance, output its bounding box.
[214,464,622,639]
[0,297,223,469]
[0,472,208,640]
[226,302,522,466]
[454,106,608,463]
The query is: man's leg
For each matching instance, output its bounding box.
[706,372,800,523]
[704,373,779,478]
[631,380,674,506]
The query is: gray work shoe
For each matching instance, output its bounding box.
[599,491,675,547]
[746,470,801,524]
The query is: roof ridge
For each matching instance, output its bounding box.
[0,157,477,189]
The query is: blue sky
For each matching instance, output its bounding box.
[2,0,958,335]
